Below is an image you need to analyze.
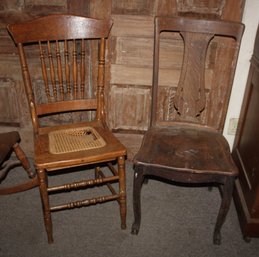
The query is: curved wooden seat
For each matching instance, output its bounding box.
[134,125,238,176]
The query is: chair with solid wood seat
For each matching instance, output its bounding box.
[131,16,244,244]
[7,14,127,243]
[0,131,38,195]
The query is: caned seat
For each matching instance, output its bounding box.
[7,14,127,243]
[131,16,244,245]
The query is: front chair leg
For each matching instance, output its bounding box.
[95,166,101,179]
[213,176,235,245]
[131,166,145,235]
[37,168,53,243]
[118,156,127,229]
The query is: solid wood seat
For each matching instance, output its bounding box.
[131,16,244,245]
[134,125,238,175]
[0,131,38,195]
[8,14,127,243]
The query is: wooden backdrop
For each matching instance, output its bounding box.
[0,0,245,159]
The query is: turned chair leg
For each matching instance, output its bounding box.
[213,176,235,245]
[13,143,35,178]
[95,166,101,179]
[131,166,145,235]
[118,156,127,229]
[37,168,53,243]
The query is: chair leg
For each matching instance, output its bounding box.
[37,168,53,243]
[213,176,235,245]
[118,156,126,229]
[131,166,145,235]
[95,166,101,179]
[13,143,35,178]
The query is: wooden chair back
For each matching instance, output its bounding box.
[151,17,244,132]
[7,14,113,136]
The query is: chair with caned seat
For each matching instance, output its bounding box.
[7,14,127,243]
[131,16,244,245]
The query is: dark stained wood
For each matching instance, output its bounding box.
[8,14,127,243]
[0,131,38,195]
[232,24,259,239]
[131,16,244,245]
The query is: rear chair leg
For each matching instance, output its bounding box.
[95,166,101,179]
[118,156,126,229]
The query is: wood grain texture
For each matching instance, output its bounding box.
[108,85,151,130]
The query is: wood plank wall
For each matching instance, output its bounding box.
[99,0,245,159]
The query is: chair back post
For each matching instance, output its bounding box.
[17,43,40,136]
[150,18,160,128]
[96,37,107,125]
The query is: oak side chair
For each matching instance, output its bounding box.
[7,14,127,243]
[131,16,244,245]
[0,131,38,195]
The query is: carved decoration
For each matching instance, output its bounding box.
[173,32,214,121]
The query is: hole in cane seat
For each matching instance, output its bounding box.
[49,127,106,154]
